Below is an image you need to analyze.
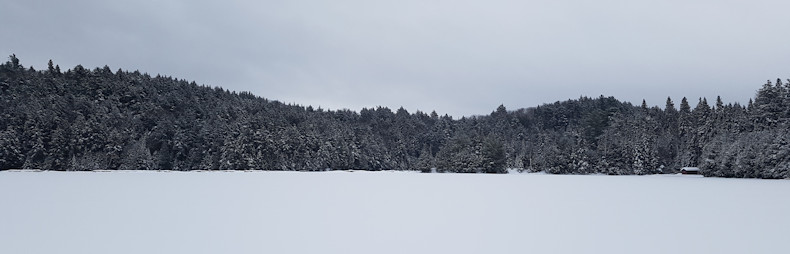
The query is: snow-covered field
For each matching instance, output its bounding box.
[1,171,789,254]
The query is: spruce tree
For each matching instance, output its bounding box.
[665,97,676,113]
[715,96,724,112]
[9,54,21,69]
[679,97,691,113]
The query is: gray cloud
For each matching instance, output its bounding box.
[3,0,789,117]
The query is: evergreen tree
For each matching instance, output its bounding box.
[665,97,675,113]
[679,97,691,114]
[754,79,783,127]
[9,54,21,69]
[715,96,724,113]
[1,54,788,178]
[48,59,55,73]
[481,138,506,173]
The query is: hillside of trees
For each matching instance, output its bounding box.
[1,55,789,178]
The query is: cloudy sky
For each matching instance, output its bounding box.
[2,0,789,117]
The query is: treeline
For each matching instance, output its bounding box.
[1,55,789,178]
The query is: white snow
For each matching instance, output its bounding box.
[1,171,789,254]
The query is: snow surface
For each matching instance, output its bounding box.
[1,171,789,254]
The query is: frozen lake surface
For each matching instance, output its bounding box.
[2,171,789,254]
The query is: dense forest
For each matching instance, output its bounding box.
[1,55,789,178]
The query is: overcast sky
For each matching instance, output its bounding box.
[3,0,789,117]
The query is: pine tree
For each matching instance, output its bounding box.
[48,59,55,73]
[715,96,724,113]
[665,97,676,113]
[747,98,754,112]
[679,97,691,114]
[481,138,506,173]
[9,54,21,69]
[494,104,507,116]
[754,79,783,127]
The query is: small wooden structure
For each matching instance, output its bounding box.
[680,167,700,175]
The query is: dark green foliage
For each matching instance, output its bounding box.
[1,55,789,178]
[679,97,691,113]
[9,54,21,69]
[47,60,55,73]
[753,80,784,128]
[481,138,506,173]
